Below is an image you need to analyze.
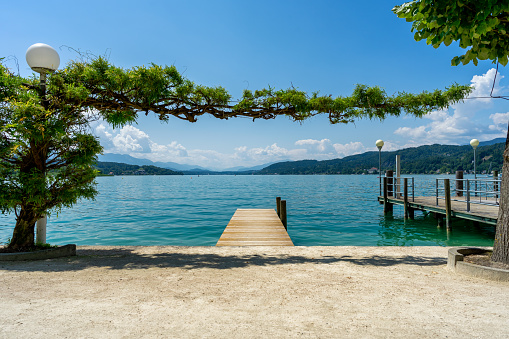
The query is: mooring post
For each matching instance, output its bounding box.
[383,177,393,214]
[280,200,287,230]
[403,178,409,219]
[395,155,401,198]
[276,196,281,218]
[444,178,452,231]
[455,170,463,197]
[386,170,394,197]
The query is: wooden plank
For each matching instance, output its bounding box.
[216,209,294,246]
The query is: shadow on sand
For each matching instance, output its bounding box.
[0,247,447,272]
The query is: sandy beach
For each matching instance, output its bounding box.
[1,246,508,338]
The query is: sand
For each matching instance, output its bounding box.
[1,246,508,338]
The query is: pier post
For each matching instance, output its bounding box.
[455,170,463,197]
[276,196,281,218]
[403,178,409,219]
[280,200,287,230]
[383,177,393,214]
[386,170,394,197]
[436,213,444,228]
[444,179,452,230]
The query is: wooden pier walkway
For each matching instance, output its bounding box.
[216,209,294,246]
[377,195,499,225]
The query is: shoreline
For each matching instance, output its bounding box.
[1,246,508,338]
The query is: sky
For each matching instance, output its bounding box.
[2,0,508,170]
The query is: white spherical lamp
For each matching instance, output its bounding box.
[375,139,384,150]
[26,43,60,73]
[470,138,479,149]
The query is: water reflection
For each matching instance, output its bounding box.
[377,212,495,247]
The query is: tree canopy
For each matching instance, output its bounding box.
[393,0,509,66]
[55,57,471,126]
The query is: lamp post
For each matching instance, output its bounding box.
[470,138,479,197]
[376,139,384,195]
[25,43,60,244]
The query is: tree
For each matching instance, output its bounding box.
[0,55,470,250]
[394,0,509,265]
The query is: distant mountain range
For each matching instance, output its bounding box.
[97,138,506,175]
[477,137,505,146]
[258,141,505,175]
[98,153,279,172]
[97,153,205,171]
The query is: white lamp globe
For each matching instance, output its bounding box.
[26,43,60,73]
[470,138,480,149]
[375,139,384,149]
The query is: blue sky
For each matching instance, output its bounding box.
[2,0,508,170]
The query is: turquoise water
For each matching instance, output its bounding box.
[0,175,496,247]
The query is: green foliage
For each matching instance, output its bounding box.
[0,63,102,222]
[257,142,504,175]
[393,0,509,66]
[34,242,58,250]
[95,162,183,175]
[47,56,472,126]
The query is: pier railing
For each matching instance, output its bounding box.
[436,177,501,212]
[394,177,415,202]
[380,175,415,201]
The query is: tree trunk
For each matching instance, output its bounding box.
[492,125,509,264]
[8,208,38,250]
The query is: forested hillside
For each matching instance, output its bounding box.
[257,142,505,175]
[95,162,183,176]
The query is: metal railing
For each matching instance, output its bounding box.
[394,177,415,202]
[381,175,415,202]
[436,177,501,212]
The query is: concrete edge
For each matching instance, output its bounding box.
[0,244,76,261]
[447,247,509,282]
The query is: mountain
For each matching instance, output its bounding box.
[222,161,283,172]
[98,153,207,171]
[99,153,282,172]
[99,138,506,175]
[479,138,506,146]
[257,140,505,175]
[95,162,183,175]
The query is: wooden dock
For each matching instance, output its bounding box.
[216,209,294,246]
[378,195,499,225]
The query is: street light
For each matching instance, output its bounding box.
[376,139,384,195]
[26,43,60,100]
[26,43,60,244]
[470,138,479,197]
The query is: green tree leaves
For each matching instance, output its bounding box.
[393,0,509,66]
[51,57,471,126]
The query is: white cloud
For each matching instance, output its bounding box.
[392,68,508,145]
[295,138,335,153]
[332,141,365,157]
[92,122,373,169]
[489,112,509,133]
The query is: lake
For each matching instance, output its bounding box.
[0,175,496,247]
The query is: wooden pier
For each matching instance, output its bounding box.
[379,176,499,228]
[216,209,294,246]
[377,195,498,225]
